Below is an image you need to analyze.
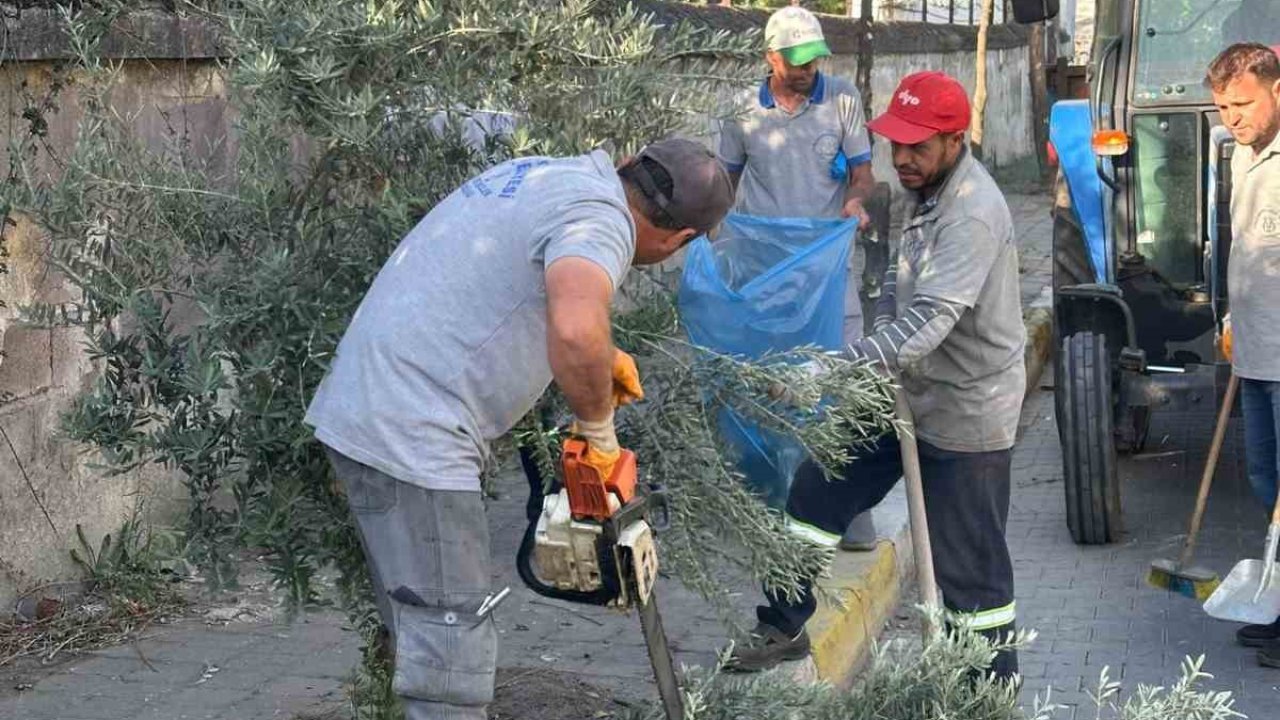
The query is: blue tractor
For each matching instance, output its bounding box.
[1016,0,1277,544]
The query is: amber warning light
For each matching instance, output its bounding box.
[1091,130,1130,157]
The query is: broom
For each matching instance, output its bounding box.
[1147,374,1238,600]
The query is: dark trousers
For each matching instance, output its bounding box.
[1242,378,1280,509]
[759,435,1019,679]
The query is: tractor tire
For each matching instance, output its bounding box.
[1056,331,1123,545]
[1052,174,1094,294]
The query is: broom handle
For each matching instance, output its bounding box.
[895,390,940,640]
[1179,373,1239,568]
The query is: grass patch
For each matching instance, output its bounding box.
[0,518,185,666]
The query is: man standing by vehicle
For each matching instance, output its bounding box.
[304,139,733,720]
[717,5,880,550]
[728,72,1026,680]
[1208,43,1280,666]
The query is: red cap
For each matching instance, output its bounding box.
[867,72,972,144]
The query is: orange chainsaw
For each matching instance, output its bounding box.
[516,438,683,720]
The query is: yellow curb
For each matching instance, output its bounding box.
[808,539,903,687]
[806,305,1054,688]
[1023,306,1054,393]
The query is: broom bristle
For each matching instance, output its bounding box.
[1147,562,1220,601]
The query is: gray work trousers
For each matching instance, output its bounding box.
[326,448,495,720]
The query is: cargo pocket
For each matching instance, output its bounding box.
[392,600,497,707]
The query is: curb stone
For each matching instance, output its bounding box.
[805,289,1056,687]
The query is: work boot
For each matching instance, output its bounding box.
[725,622,811,672]
[1259,639,1280,668]
[1237,617,1280,648]
[838,511,877,552]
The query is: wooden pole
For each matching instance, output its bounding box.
[1029,21,1051,179]
[895,391,941,640]
[970,0,995,162]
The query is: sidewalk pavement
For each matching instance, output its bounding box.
[0,191,1057,719]
[883,388,1280,719]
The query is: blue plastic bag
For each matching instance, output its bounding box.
[677,213,857,507]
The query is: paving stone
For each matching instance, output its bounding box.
[1007,389,1271,717]
[25,191,1263,720]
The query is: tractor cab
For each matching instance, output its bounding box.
[1019,0,1279,544]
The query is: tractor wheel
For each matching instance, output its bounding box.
[1056,331,1123,545]
[1052,174,1094,294]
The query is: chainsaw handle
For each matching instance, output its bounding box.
[644,485,673,533]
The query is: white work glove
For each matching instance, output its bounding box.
[570,411,621,479]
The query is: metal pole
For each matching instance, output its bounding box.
[895,390,941,640]
[949,0,955,24]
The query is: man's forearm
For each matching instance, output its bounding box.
[845,162,874,203]
[547,320,614,423]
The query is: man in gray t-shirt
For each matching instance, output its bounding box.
[1208,44,1280,664]
[306,139,732,720]
[717,5,880,549]
[729,73,1025,681]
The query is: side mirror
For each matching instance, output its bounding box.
[1010,0,1060,22]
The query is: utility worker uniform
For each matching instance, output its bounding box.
[717,5,880,548]
[305,141,733,719]
[1220,48,1280,662]
[718,6,874,347]
[730,72,1025,678]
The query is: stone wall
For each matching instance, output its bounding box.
[0,9,229,607]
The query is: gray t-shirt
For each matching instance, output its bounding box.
[305,151,635,491]
[895,151,1027,452]
[1228,131,1280,381]
[716,72,873,340]
[717,72,872,218]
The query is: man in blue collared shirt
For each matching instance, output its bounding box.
[717,7,874,223]
[717,5,879,550]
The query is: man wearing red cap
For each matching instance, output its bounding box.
[729,72,1026,680]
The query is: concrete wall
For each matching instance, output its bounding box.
[828,42,1033,194]
[645,3,1037,180]
[0,9,228,606]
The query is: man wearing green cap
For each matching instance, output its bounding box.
[717,5,880,550]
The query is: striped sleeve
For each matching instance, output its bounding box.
[845,295,966,371]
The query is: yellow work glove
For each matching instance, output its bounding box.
[1220,314,1233,361]
[612,350,644,408]
[571,412,621,480]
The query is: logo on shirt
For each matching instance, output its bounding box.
[1257,207,1280,237]
[813,132,840,159]
[903,226,927,270]
[897,89,922,107]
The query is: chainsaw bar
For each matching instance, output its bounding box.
[637,591,684,720]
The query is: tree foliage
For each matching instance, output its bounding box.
[2,0,901,713]
[630,612,1244,720]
